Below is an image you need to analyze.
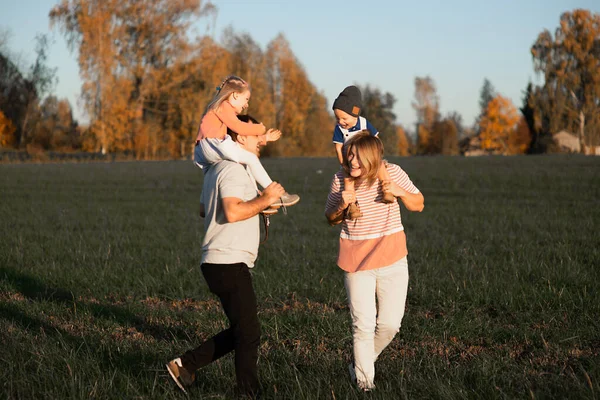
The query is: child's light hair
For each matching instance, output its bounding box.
[203,75,250,115]
[343,131,383,187]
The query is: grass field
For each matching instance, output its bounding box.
[1,155,599,399]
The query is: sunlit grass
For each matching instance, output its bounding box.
[1,155,599,399]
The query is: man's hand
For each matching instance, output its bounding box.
[266,129,282,142]
[263,182,285,204]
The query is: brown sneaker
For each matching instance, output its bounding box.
[261,207,279,216]
[382,190,396,204]
[347,202,362,220]
[166,358,195,393]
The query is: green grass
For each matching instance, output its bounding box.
[1,155,599,399]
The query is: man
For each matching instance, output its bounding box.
[166,115,285,398]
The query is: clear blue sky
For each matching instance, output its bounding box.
[1,0,598,130]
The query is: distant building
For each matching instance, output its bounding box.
[552,131,580,153]
[459,135,497,156]
[584,146,600,156]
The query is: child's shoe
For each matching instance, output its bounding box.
[347,202,362,220]
[166,357,195,393]
[261,207,279,216]
[270,193,300,208]
[382,188,396,204]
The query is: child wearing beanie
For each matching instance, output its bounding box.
[332,85,395,220]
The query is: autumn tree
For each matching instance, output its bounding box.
[396,125,411,156]
[50,0,215,157]
[359,85,398,155]
[531,9,600,151]
[508,116,532,154]
[479,94,520,154]
[478,78,496,120]
[412,76,440,154]
[263,34,331,156]
[0,111,16,147]
[430,117,459,155]
[0,34,56,149]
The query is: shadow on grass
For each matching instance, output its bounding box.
[0,266,194,344]
[0,302,161,375]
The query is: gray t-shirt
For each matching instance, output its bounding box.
[200,160,260,268]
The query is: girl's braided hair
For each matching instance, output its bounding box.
[203,75,249,115]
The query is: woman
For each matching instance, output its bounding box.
[325,131,424,391]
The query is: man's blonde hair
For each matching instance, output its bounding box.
[342,131,383,187]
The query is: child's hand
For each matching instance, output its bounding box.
[266,129,282,142]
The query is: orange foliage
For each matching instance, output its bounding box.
[0,111,17,147]
[479,95,520,153]
[508,116,532,154]
[396,125,410,156]
[50,3,333,158]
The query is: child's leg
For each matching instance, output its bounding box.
[343,175,355,194]
[378,161,395,203]
[377,161,391,182]
[205,136,272,188]
[343,169,361,219]
[195,138,227,169]
[215,137,300,207]
[228,144,273,190]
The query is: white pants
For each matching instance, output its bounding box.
[194,136,273,189]
[344,256,409,389]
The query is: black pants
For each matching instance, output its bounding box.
[181,262,260,396]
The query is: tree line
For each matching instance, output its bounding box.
[0,4,598,159]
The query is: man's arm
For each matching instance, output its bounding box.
[222,182,285,223]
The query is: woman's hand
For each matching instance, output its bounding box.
[266,129,282,142]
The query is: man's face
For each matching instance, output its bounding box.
[334,109,358,129]
[237,133,261,157]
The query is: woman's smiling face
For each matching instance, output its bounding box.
[346,145,363,178]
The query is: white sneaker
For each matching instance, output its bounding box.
[349,362,375,392]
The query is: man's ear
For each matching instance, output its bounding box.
[236,134,247,146]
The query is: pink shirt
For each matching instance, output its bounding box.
[196,101,265,141]
[326,164,420,272]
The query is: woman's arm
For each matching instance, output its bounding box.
[383,180,424,212]
[399,190,424,212]
[325,189,355,225]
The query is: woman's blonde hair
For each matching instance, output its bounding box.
[342,131,384,187]
[203,75,250,116]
